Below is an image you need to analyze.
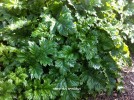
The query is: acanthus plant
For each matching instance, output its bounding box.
[0,0,133,99]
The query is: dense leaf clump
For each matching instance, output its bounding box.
[0,0,133,99]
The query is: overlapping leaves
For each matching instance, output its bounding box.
[0,0,133,100]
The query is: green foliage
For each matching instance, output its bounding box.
[0,0,133,99]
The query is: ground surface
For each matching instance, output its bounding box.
[88,55,134,100]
